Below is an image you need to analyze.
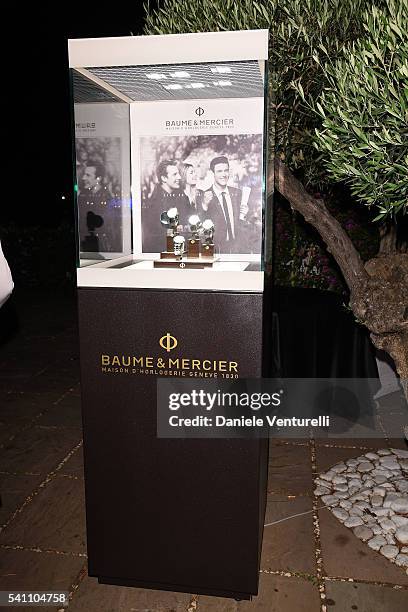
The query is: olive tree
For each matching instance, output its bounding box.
[144,0,408,387]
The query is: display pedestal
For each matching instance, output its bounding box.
[78,287,268,600]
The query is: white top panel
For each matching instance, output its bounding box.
[76,256,263,292]
[77,262,264,292]
[68,30,269,68]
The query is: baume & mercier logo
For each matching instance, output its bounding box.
[100,334,239,378]
[165,107,234,130]
[159,333,178,352]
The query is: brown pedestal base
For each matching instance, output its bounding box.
[187,238,200,258]
[201,243,215,258]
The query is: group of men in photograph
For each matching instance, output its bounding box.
[143,156,260,254]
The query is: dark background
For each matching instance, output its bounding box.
[1,2,152,286]
[4,1,149,228]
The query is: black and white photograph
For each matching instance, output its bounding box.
[140,134,263,254]
[76,137,123,253]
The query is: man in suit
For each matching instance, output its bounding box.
[201,156,246,254]
[78,163,122,253]
[143,160,190,252]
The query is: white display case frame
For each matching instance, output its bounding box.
[69,30,269,292]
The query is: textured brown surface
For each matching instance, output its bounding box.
[324,579,408,612]
[261,495,315,574]
[268,441,313,496]
[0,476,86,553]
[0,426,81,475]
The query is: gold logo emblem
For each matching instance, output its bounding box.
[159,333,178,352]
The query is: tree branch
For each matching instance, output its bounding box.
[271,158,368,292]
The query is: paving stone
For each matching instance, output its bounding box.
[321,495,338,506]
[261,495,315,574]
[324,578,408,611]
[268,442,313,496]
[332,462,347,473]
[367,535,387,551]
[0,426,81,475]
[344,516,364,528]
[371,495,384,507]
[371,507,391,517]
[395,526,408,545]
[392,516,408,528]
[373,487,386,497]
[59,445,84,477]
[332,475,347,485]
[391,449,408,459]
[396,480,408,493]
[351,505,366,517]
[0,473,42,528]
[315,485,330,496]
[390,497,408,514]
[0,476,86,553]
[333,491,349,499]
[0,547,84,591]
[379,518,397,533]
[0,392,46,423]
[353,525,373,541]
[357,462,374,473]
[0,422,27,448]
[333,508,349,522]
[365,452,379,461]
[67,574,192,612]
[333,484,349,493]
[36,391,82,428]
[197,574,321,612]
[395,554,408,568]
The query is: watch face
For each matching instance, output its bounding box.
[161,207,179,227]
[173,235,185,246]
[167,207,179,220]
[202,218,214,240]
[160,211,170,226]
[202,219,214,231]
[173,234,185,255]
[188,214,202,233]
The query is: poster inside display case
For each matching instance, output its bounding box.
[70,30,269,291]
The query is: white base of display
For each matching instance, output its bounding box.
[77,256,263,292]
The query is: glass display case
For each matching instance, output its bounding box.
[70,30,270,292]
[69,30,271,601]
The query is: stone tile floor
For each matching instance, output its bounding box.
[0,290,407,611]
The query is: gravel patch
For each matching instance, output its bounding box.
[315,448,408,573]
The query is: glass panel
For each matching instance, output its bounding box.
[71,58,270,290]
[71,70,132,266]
